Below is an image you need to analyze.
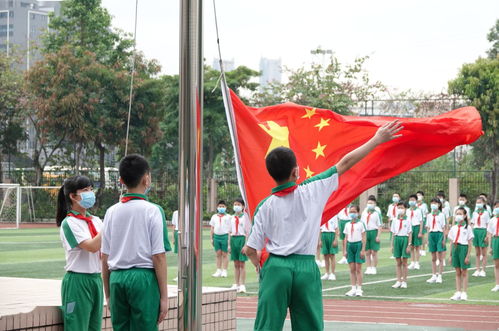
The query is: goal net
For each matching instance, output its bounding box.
[0,184,21,229]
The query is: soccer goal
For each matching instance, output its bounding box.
[0,183,21,229]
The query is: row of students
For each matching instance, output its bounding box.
[56,154,171,331]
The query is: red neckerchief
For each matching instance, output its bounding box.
[476,211,482,227]
[392,204,396,217]
[455,224,462,244]
[68,211,98,238]
[366,212,371,225]
[496,218,499,236]
[273,185,298,197]
[235,215,240,234]
[432,213,437,230]
[121,195,146,203]
[350,220,357,236]
[398,217,405,233]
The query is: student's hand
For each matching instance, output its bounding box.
[375,237,380,243]
[405,246,411,254]
[333,240,338,247]
[484,238,488,245]
[373,120,403,144]
[418,233,423,238]
[360,250,365,259]
[157,297,169,325]
[448,257,452,265]
[464,256,470,265]
[318,241,322,248]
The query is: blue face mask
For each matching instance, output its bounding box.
[349,213,358,220]
[494,207,499,216]
[409,201,416,207]
[78,191,95,209]
[217,207,226,214]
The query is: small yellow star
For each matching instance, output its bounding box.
[312,141,327,159]
[301,108,317,119]
[304,166,315,178]
[314,118,330,131]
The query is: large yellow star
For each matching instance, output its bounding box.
[258,121,290,156]
[301,108,317,119]
[304,165,314,178]
[312,141,327,159]
[314,118,330,131]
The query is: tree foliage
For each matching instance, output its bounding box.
[486,19,499,59]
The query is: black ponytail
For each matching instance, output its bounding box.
[55,175,94,227]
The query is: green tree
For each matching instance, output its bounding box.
[448,57,499,201]
[254,50,385,114]
[486,19,499,59]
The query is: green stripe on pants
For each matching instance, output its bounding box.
[255,254,323,331]
[61,272,103,331]
[110,268,160,331]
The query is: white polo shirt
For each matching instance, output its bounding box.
[407,207,423,226]
[426,212,446,232]
[60,213,103,274]
[471,210,491,229]
[386,203,398,221]
[448,224,474,245]
[209,213,231,235]
[417,202,429,218]
[442,201,451,219]
[247,166,339,256]
[343,221,366,243]
[361,210,382,231]
[487,217,499,237]
[321,216,338,233]
[390,217,412,237]
[172,210,179,231]
[102,194,171,271]
[229,213,251,236]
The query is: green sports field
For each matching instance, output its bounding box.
[0,227,498,306]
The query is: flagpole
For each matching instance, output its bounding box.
[178,0,203,329]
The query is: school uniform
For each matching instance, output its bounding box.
[417,202,429,234]
[172,210,179,254]
[337,207,351,240]
[442,201,452,220]
[60,211,103,331]
[343,220,366,263]
[390,216,412,258]
[320,216,339,255]
[386,203,398,240]
[210,213,231,252]
[361,210,381,251]
[487,216,499,260]
[407,207,423,247]
[426,212,446,252]
[247,166,339,331]
[470,209,491,247]
[448,223,474,269]
[229,213,251,262]
[102,193,171,331]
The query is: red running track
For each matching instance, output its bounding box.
[237,297,499,330]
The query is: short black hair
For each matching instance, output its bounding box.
[459,194,468,199]
[119,154,150,188]
[349,205,360,213]
[265,147,297,182]
[397,201,408,208]
[479,193,488,197]
[409,194,417,200]
[416,191,424,196]
[368,195,377,202]
[437,190,445,198]
[234,197,245,206]
[217,200,226,206]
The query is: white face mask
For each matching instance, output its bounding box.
[458,200,465,206]
[233,205,243,213]
[397,209,405,216]
[417,195,423,201]
[455,215,464,222]
[367,203,375,210]
[430,204,438,211]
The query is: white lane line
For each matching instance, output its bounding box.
[321,294,499,304]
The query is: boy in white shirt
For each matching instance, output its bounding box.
[387,193,401,259]
[471,196,491,277]
[487,201,499,292]
[390,201,412,289]
[361,197,382,275]
[319,215,339,281]
[453,194,471,224]
[343,206,367,296]
[426,198,447,284]
[244,121,402,331]
[407,194,423,270]
[416,191,429,256]
[210,200,232,278]
[229,198,251,293]
[101,154,170,330]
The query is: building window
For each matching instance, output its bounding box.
[0,11,13,19]
[8,1,13,8]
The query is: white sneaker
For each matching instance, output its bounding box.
[320,260,326,268]
[390,255,395,259]
[392,281,402,288]
[414,262,420,270]
[479,270,486,277]
[338,257,348,264]
[450,291,461,300]
[371,267,377,275]
[355,288,363,296]
[491,285,499,292]
[212,269,222,277]
[238,285,246,293]
[230,284,239,290]
[436,274,443,283]
[472,270,480,277]
[221,270,228,278]
[408,262,415,270]
[460,292,468,301]
[173,277,178,282]
[420,250,426,256]
[400,282,407,289]
[426,275,437,283]
[364,267,372,275]
[345,288,357,296]
[328,273,336,281]
[321,273,330,280]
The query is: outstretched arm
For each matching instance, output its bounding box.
[336,121,403,175]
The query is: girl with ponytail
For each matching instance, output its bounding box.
[56,175,103,330]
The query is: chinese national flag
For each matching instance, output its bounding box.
[225,89,483,225]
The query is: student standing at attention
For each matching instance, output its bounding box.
[244,121,402,331]
[56,176,103,331]
[471,196,491,277]
[229,198,251,293]
[336,206,351,264]
[361,196,382,275]
[448,207,473,301]
[387,193,401,259]
[487,201,499,292]
[390,201,412,289]
[210,200,231,278]
[101,154,171,330]
[319,215,339,281]
[416,191,429,256]
[407,194,423,270]
[343,205,367,296]
[426,198,447,284]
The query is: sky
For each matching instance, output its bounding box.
[101,0,498,93]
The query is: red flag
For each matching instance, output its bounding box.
[226,89,482,225]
